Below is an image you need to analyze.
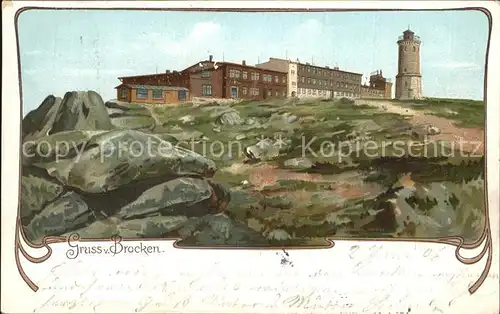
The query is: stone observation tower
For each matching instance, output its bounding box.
[395,28,422,100]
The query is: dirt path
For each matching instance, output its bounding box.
[140,104,163,127]
[357,100,484,154]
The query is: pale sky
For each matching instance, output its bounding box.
[18,9,489,114]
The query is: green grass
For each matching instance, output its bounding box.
[391,97,485,128]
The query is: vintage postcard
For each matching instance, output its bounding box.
[2,1,499,313]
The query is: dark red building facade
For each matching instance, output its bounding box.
[118,56,288,101]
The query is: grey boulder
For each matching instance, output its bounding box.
[30,129,217,193]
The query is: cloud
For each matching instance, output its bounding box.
[131,21,223,58]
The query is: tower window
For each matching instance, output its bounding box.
[404,68,407,73]
[404,46,407,52]
[405,81,408,87]
[413,46,416,52]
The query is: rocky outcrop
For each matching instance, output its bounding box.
[24,129,217,193]
[20,166,65,222]
[104,100,156,131]
[24,192,94,242]
[283,157,314,169]
[22,95,63,141]
[215,109,243,126]
[23,91,113,142]
[20,91,243,245]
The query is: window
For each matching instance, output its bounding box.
[336,82,340,87]
[242,87,248,95]
[301,76,305,83]
[274,76,279,83]
[282,91,286,97]
[121,88,127,98]
[307,67,311,72]
[263,74,272,82]
[136,88,148,99]
[307,77,311,84]
[152,89,163,99]
[405,81,408,87]
[251,72,260,81]
[229,69,241,78]
[307,89,311,95]
[312,79,316,85]
[404,46,407,51]
[202,84,212,96]
[275,91,279,97]
[330,81,333,87]
[231,86,238,99]
[282,77,286,84]
[250,88,260,96]
[201,71,211,78]
[291,70,295,75]
[413,46,416,52]
[242,71,248,79]
[178,90,187,101]
[292,81,297,86]
[312,89,317,95]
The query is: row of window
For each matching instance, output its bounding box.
[241,87,286,97]
[229,69,286,83]
[296,88,328,96]
[135,88,163,99]
[202,84,286,97]
[297,66,359,80]
[337,92,359,98]
[363,88,384,95]
[235,87,258,96]
[121,87,186,101]
[298,77,360,90]
[295,88,359,98]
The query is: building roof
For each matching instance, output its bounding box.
[183,59,288,74]
[115,83,188,91]
[117,71,185,79]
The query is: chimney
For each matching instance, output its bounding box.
[209,55,213,62]
[242,60,246,66]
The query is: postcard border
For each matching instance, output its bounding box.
[12,4,494,295]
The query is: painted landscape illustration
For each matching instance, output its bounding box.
[19,9,487,247]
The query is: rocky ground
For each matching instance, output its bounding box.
[21,91,486,246]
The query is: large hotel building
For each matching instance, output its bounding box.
[256,57,364,99]
[117,55,395,102]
